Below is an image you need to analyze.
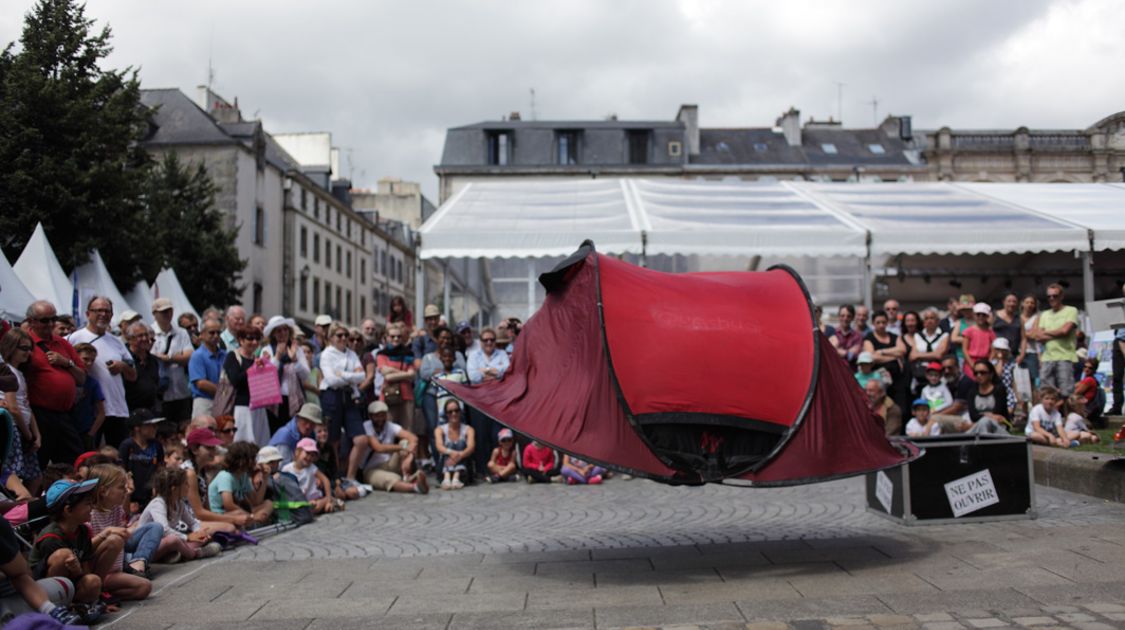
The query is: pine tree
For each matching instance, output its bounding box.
[0,0,153,283]
[144,152,245,309]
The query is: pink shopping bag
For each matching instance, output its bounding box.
[247,362,283,410]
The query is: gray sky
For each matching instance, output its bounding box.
[3,0,1123,201]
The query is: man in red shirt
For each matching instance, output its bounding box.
[23,300,86,466]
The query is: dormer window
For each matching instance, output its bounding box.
[556,130,579,165]
[868,144,886,154]
[487,131,512,165]
[821,143,838,154]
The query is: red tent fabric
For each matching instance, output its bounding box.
[443,243,916,485]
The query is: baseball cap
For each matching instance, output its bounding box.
[972,302,991,315]
[45,478,98,510]
[912,397,930,409]
[151,297,174,313]
[367,400,389,415]
[129,408,165,426]
[314,314,332,326]
[73,451,99,469]
[119,309,141,323]
[991,337,1010,351]
[423,304,440,318]
[296,402,323,424]
[295,437,319,454]
[256,446,283,464]
[957,294,976,310]
[186,428,223,448]
[857,352,874,364]
[925,361,942,372]
[497,428,514,441]
[455,320,471,333]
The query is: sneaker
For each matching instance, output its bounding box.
[359,483,374,494]
[1070,439,1081,448]
[588,475,603,485]
[566,477,577,485]
[441,479,451,490]
[160,551,182,564]
[74,601,106,625]
[415,472,429,494]
[48,606,82,625]
[197,542,222,559]
[451,478,464,489]
[485,474,496,484]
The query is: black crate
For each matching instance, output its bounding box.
[866,433,1036,525]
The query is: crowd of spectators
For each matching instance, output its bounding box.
[830,283,1123,447]
[0,295,601,625]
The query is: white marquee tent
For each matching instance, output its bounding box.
[125,280,153,319]
[152,267,199,321]
[418,180,1125,317]
[13,223,75,316]
[73,249,134,326]
[0,247,35,321]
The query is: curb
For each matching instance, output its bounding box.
[1032,445,1125,503]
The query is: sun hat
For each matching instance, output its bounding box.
[296,402,323,425]
[119,310,141,323]
[991,337,1010,351]
[367,401,389,415]
[295,438,319,454]
[972,303,992,315]
[186,428,223,448]
[314,314,332,326]
[151,297,173,313]
[857,352,874,364]
[423,304,440,318]
[262,315,297,338]
[256,446,283,464]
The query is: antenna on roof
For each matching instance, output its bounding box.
[207,26,215,92]
[833,81,845,124]
[867,96,879,126]
[529,88,537,121]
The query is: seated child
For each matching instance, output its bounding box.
[28,480,109,606]
[86,464,158,598]
[521,441,558,483]
[905,398,941,438]
[1063,394,1100,446]
[281,438,335,514]
[560,454,604,485]
[118,409,165,509]
[138,467,224,562]
[164,442,186,469]
[0,496,80,624]
[486,429,518,483]
[207,442,273,527]
[1025,386,1067,447]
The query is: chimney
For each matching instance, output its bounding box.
[776,107,801,147]
[676,104,699,157]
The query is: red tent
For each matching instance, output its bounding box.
[443,242,917,485]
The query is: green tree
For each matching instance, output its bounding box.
[145,152,245,309]
[0,0,153,283]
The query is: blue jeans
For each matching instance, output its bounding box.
[126,522,164,564]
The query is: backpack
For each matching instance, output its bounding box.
[273,471,315,526]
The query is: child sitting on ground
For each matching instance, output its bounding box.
[138,467,223,562]
[118,409,165,509]
[521,440,558,483]
[1025,386,1068,447]
[164,442,186,469]
[1,485,81,624]
[905,398,941,438]
[28,480,121,610]
[486,429,518,483]
[560,454,605,485]
[207,442,273,527]
[1063,393,1100,446]
[87,464,166,592]
[281,438,335,514]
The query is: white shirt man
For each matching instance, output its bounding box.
[151,298,194,423]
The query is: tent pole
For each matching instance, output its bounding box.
[1081,250,1095,306]
[413,234,425,325]
[442,261,451,323]
[862,234,873,310]
[641,230,648,269]
[527,262,536,320]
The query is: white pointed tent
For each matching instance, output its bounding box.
[13,223,75,316]
[73,249,134,326]
[0,247,35,321]
[152,267,198,320]
[124,280,152,319]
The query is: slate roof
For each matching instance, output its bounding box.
[694,127,917,167]
[451,120,682,131]
[140,88,237,146]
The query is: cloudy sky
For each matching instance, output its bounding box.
[2,0,1123,200]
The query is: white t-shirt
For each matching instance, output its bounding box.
[1026,404,1061,435]
[281,462,323,501]
[68,327,130,418]
[1064,413,1089,434]
[152,324,194,401]
[906,418,941,437]
[361,419,403,468]
[919,383,954,412]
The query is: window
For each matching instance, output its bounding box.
[380,250,387,276]
[300,189,307,211]
[753,142,768,153]
[346,219,351,239]
[487,131,511,165]
[346,251,352,278]
[325,281,333,312]
[397,258,403,283]
[336,287,342,317]
[867,144,886,154]
[313,198,319,221]
[336,212,341,233]
[253,206,265,245]
[299,226,308,258]
[627,130,649,164]
[556,131,579,165]
[336,245,342,273]
[252,282,263,314]
[325,239,331,268]
[667,140,682,157]
[361,296,366,319]
[361,259,366,284]
[299,276,308,311]
[313,278,320,312]
[313,234,320,263]
[346,290,352,321]
[821,143,838,154]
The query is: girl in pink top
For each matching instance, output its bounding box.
[962,303,997,378]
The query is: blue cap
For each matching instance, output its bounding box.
[455,320,471,333]
[912,397,930,409]
[45,478,98,510]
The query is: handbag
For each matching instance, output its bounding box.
[283,364,305,418]
[381,355,410,405]
[248,362,283,410]
[212,372,236,417]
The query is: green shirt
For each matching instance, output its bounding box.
[1037,305,1078,362]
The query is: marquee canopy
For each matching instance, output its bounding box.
[419,180,1124,261]
[73,249,134,326]
[0,247,35,321]
[13,223,74,316]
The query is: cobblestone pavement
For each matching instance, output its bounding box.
[99,477,1125,629]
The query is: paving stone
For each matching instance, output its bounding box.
[450,608,595,629]
[1081,603,1125,613]
[535,558,655,577]
[594,602,745,627]
[866,614,914,626]
[914,614,954,623]
[1040,605,1081,613]
[744,623,791,630]
[825,617,870,626]
[1010,617,1056,626]
[965,620,1006,628]
[920,623,965,630]
[1055,613,1095,623]
[168,621,313,630]
[738,596,891,621]
[307,613,453,630]
[660,580,801,605]
[526,584,663,610]
[878,589,1040,615]
[1105,612,1125,621]
[1071,623,1117,630]
[388,591,527,615]
[249,595,398,620]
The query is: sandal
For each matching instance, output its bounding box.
[124,559,151,580]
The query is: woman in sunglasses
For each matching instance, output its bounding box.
[319,324,367,459]
[221,328,270,446]
[964,360,1010,434]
